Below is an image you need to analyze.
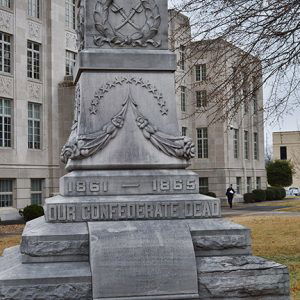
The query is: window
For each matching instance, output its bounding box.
[247,177,252,193]
[254,132,259,160]
[0,0,10,8]
[65,0,76,30]
[236,177,241,194]
[0,179,13,207]
[196,90,207,107]
[28,0,40,18]
[27,41,41,80]
[233,129,239,159]
[28,102,41,149]
[65,50,76,76]
[179,45,185,70]
[199,178,209,194]
[195,64,206,81]
[182,126,187,136]
[280,146,287,160]
[256,177,261,190]
[244,130,249,159]
[0,98,12,147]
[180,86,186,112]
[31,179,43,205]
[0,32,11,73]
[197,128,208,158]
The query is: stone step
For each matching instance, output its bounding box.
[21,217,251,263]
[20,216,89,263]
[0,248,92,300]
[197,256,290,299]
[0,248,289,299]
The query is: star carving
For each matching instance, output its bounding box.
[89,76,168,116]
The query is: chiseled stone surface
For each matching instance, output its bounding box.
[197,256,290,299]
[20,217,88,258]
[0,246,92,300]
[88,220,199,299]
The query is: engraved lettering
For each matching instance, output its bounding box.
[91,205,100,220]
[174,180,183,190]
[48,205,57,221]
[100,204,109,220]
[67,205,76,221]
[160,180,170,191]
[185,202,193,217]
[202,201,211,217]
[82,205,91,220]
[187,179,196,190]
[137,204,145,219]
[109,204,118,219]
[90,182,100,192]
[171,203,179,218]
[193,202,202,217]
[103,181,108,192]
[118,204,127,219]
[145,204,154,218]
[76,182,86,192]
[127,203,135,219]
[58,205,67,221]
[152,180,157,191]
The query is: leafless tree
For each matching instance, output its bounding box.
[168,0,300,125]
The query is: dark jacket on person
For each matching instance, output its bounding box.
[226,187,235,199]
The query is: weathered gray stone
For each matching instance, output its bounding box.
[196,256,290,299]
[60,169,199,196]
[20,217,88,259]
[44,194,221,222]
[88,220,199,300]
[77,0,168,51]
[0,247,92,300]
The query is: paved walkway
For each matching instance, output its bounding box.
[222,198,300,217]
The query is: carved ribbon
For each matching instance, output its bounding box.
[61,89,195,163]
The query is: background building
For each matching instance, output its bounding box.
[273,131,300,187]
[0,2,266,216]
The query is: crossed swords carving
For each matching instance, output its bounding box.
[111,2,143,31]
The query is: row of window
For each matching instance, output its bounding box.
[199,177,261,195]
[180,87,258,112]
[0,1,76,30]
[1,32,77,78]
[0,99,41,149]
[181,127,259,160]
[0,178,44,207]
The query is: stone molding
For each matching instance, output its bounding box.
[28,81,42,102]
[28,20,42,43]
[0,9,13,34]
[0,75,13,98]
[65,31,78,52]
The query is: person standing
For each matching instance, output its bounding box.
[226,184,235,208]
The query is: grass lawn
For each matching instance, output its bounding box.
[0,218,299,298]
[229,215,300,300]
[256,197,300,212]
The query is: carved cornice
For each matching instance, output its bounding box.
[0,75,13,98]
[28,20,42,43]
[0,9,13,34]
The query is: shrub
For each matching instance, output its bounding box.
[268,187,286,200]
[243,193,255,203]
[19,204,44,222]
[278,187,286,200]
[266,160,295,187]
[205,192,216,198]
[266,188,276,201]
[252,189,266,202]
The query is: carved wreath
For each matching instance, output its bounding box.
[61,89,195,163]
[93,0,161,47]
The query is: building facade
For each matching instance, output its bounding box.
[0,2,266,213]
[273,131,300,187]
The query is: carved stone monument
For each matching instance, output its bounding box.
[0,1,290,299]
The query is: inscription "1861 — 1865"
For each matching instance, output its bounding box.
[65,179,197,195]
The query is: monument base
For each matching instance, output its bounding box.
[0,217,290,299]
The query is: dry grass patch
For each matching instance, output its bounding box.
[256,198,300,212]
[0,235,22,256]
[229,216,300,300]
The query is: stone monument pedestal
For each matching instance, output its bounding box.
[0,0,290,298]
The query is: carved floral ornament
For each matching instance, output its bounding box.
[61,83,195,163]
[93,0,161,47]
